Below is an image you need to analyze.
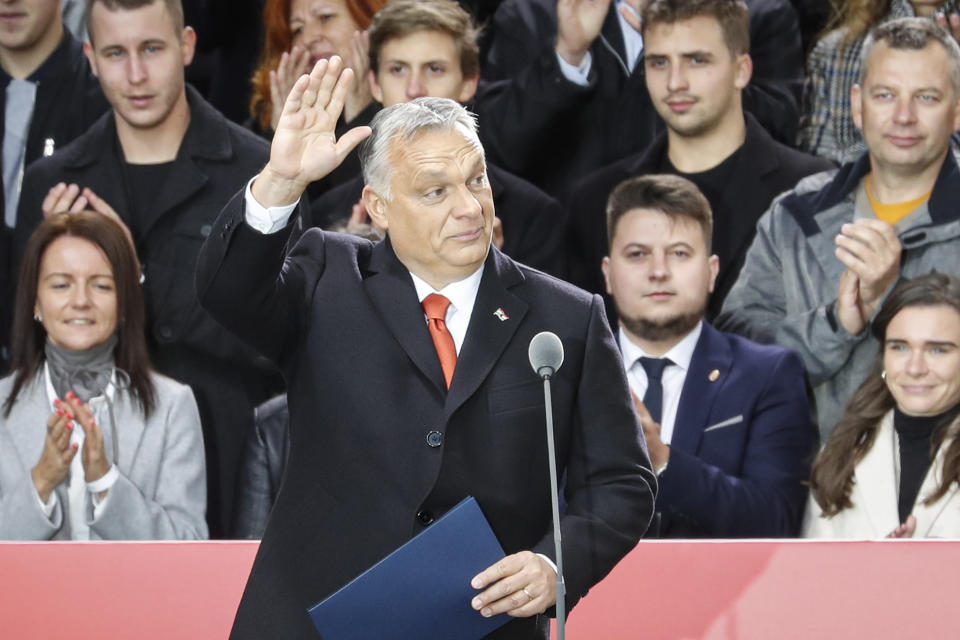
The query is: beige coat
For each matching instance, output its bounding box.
[803,410,960,538]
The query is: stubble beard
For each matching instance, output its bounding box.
[617,305,705,343]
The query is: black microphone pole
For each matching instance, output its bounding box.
[528,331,566,640]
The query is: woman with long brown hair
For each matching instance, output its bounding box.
[0,212,207,540]
[804,273,960,537]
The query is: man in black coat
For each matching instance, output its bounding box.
[13,0,280,538]
[0,0,107,366]
[311,0,564,275]
[565,0,832,320]
[197,57,654,639]
[473,0,806,199]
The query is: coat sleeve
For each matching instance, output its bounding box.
[87,383,208,540]
[715,197,869,387]
[0,433,65,540]
[533,293,656,612]
[195,188,318,367]
[658,349,816,536]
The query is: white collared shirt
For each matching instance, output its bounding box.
[618,321,702,444]
[409,267,484,355]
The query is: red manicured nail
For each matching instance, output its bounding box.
[56,409,64,417]
[66,413,74,421]
[71,443,79,450]
[54,398,61,406]
[66,423,73,431]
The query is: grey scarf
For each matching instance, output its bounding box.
[44,334,118,403]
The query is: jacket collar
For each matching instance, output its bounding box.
[61,84,233,169]
[782,146,960,238]
[363,238,527,411]
[0,30,83,86]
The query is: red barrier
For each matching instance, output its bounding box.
[1,540,957,639]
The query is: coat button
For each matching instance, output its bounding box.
[416,509,434,526]
[426,430,443,447]
[200,224,212,237]
[158,326,173,341]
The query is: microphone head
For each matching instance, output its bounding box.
[529,331,564,379]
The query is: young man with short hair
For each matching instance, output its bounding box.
[603,174,815,537]
[566,0,831,319]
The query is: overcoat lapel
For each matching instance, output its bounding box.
[671,324,729,454]
[446,250,528,417]
[363,238,449,395]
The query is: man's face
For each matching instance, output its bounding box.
[0,0,60,53]
[365,128,494,289]
[643,16,750,138]
[370,29,478,108]
[852,41,960,179]
[84,0,195,132]
[602,208,718,343]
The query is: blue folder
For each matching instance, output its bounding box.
[307,496,510,639]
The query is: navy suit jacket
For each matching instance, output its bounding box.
[196,190,655,639]
[648,322,816,537]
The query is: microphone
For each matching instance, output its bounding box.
[528,331,564,379]
[527,331,566,640]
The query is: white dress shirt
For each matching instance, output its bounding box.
[409,270,483,355]
[618,321,702,445]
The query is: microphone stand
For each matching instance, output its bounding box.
[539,370,566,640]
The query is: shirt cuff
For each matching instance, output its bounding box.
[556,50,592,86]
[536,552,559,575]
[87,464,119,494]
[244,175,299,234]
[37,489,58,518]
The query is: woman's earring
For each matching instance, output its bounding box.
[881,370,887,381]
[33,313,42,323]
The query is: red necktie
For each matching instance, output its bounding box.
[422,293,457,388]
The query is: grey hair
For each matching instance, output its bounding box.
[359,97,482,200]
[859,17,960,92]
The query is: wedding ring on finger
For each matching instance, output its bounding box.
[522,587,534,601]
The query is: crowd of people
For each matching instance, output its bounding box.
[1,0,960,624]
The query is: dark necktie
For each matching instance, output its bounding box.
[639,357,673,424]
[422,294,457,388]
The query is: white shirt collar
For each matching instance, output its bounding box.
[618,320,703,371]
[409,264,485,355]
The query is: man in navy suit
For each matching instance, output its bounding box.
[602,174,815,537]
[197,57,654,639]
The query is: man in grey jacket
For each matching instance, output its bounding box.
[717,17,960,438]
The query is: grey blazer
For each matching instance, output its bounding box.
[0,369,208,540]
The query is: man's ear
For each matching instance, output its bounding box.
[601,256,613,295]
[851,84,863,131]
[734,53,752,90]
[457,73,480,103]
[181,26,197,67]
[369,69,384,105]
[363,185,389,231]
[707,254,719,294]
[83,41,98,77]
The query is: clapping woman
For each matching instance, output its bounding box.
[0,212,207,540]
[804,273,960,538]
